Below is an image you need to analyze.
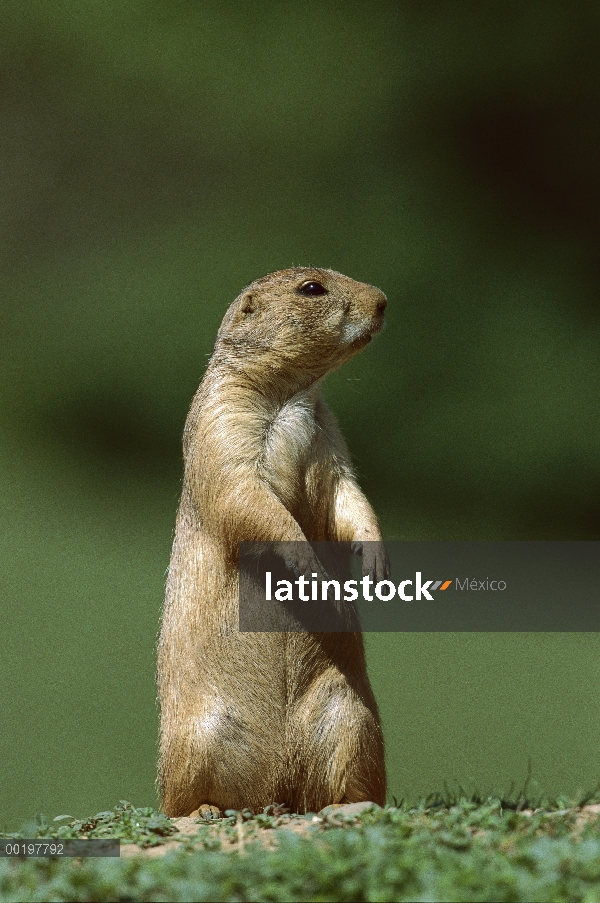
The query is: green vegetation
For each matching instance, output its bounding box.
[3,797,600,901]
[8,802,179,849]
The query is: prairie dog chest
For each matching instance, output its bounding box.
[261,391,321,504]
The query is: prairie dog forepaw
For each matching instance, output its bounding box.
[276,542,329,584]
[359,541,390,583]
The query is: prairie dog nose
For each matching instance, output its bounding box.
[376,294,387,313]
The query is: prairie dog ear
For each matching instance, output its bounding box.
[240,292,257,314]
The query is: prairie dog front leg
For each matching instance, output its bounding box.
[333,476,390,583]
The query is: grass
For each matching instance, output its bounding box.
[2,791,600,902]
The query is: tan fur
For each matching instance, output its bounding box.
[157,267,388,816]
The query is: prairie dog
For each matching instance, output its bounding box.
[157,267,388,816]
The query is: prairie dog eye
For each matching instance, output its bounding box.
[298,281,327,296]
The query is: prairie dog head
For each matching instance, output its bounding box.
[214,267,387,384]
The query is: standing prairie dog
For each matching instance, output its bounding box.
[157,267,388,816]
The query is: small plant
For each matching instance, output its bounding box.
[1,800,178,848]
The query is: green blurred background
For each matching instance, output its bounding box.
[2,1,600,829]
